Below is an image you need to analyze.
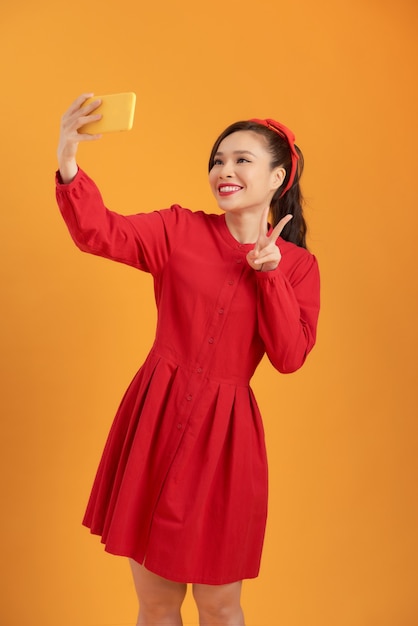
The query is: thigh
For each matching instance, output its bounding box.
[129,559,187,607]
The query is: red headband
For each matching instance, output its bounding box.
[249,118,299,197]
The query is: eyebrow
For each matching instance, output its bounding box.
[214,150,257,157]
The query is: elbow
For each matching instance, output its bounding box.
[69,232,94,255]
[271,352,307,374]
[67,227,103,256]
[268,336,316,374]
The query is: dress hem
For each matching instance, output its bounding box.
[84,524,260,585]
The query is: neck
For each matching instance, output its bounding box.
[225,212,261,244]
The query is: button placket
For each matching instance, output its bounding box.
[195,257,246,366]
[177,256,247,431]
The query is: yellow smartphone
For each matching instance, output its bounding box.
[79,92,136,134]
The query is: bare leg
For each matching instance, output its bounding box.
[192,580,245,626]
[129,559,187,626]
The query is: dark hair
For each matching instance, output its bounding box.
[208,121,307,248]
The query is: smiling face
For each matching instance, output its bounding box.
[208,130,285,217]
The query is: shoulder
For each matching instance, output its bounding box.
[158,204,217,230]
[277,237,319,284]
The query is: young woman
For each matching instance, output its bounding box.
[56,94,320,626]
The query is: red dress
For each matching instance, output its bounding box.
[55,168,320,584]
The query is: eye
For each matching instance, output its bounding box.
[213,158,223,166]
[237,157,250,163]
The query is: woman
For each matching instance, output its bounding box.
[56,94,320,626]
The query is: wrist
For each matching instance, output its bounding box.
[58,159,78,184]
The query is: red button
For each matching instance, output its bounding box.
[208,337,214,344]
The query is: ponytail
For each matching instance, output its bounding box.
[270,146,307,249]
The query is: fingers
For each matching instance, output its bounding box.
[252,243,279,265]
[247,240,281,266]
[57,93,103,169]
[62,94,102,133]
[253,250,280,266]
[60,95,102,140]
[270,214,293,242]
[246,247,281,272]
[248,210,292,272]
[66,93,102,116]
[66,93,94,115]
[74,131,102,142]
[252,206,269,254]
[257,209,292,247]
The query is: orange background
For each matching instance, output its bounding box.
[1,1,417,625]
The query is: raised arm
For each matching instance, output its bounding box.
[57,93,103,183]
[55,95,182,274]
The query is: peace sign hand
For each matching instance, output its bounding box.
[246,207,293,272]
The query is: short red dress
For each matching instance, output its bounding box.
[55,168,320,584]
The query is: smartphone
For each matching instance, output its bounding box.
[79,92,136,134]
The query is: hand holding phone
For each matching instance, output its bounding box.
[58,92,137,183]
[79,92,137,134]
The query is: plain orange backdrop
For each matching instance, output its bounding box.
[1,1,417,625]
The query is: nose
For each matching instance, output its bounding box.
[219,160,234,179]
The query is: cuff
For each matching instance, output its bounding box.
[55,166,81,187]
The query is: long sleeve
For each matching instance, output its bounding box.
[55,168,187,276]
[255,243,320,373]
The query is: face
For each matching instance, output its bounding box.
[208,130,285,217]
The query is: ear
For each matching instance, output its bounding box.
[272,166,286,190]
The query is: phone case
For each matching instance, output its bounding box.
[79,92,136,134]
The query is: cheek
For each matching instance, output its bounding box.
[208,170,217,191]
